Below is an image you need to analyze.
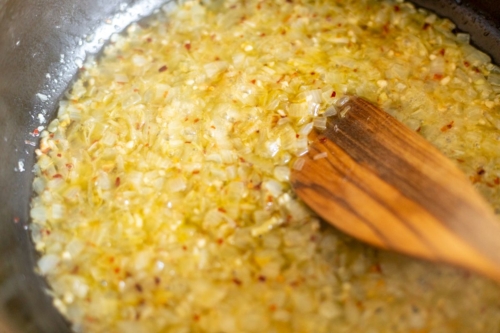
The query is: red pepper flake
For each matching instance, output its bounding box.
[281,30,286,35]
[331,91,337,98]
[310,71,316,75]
[370,263,382,273]
[158,65,167,72]
[217,238,224,245]
[154,277,161,285]
[66,163,73,169]
[260,32,266,37]
[146,37,152,43]
[239,157,246,163]
[423,23,431,30]
[109,257,115,263]
[193,314,200,322]
[13,217,20,224]
[394,5,400,12]
[192,170,200,174]
[416,126,421,133]
[182,245,187,251]
[135,284,143,292]
[32,128,39,136]
[250,79,256,84]
[456,159,465,163]
[184,43,191,51]
[115,177,121,187]
[310,235,317,242]
[383,23,389,34]
[319,136,327,143]
[440,120,454,132]
[85,316,97,323]
[114,267,120,274]
[464,61,470,67]
[269,304,277,312]
[494,177,500,185]
[57,153,62,157]
[211,125,216,129]
[477,167,486,176]
[232,278,242,286]
[258,275,266,282]
[439,48,445,56]
[296,134,300,138]
[433,73,444,81]
[193,118,200,123]
[53,174,63,179]
[218,207,227,213]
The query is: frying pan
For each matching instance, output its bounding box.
[0,0,498,332]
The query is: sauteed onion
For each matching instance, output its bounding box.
[31,0,500,332]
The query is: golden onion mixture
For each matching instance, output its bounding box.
[31,0,500,332]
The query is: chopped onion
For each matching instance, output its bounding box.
[168,177,187,192]
[114,74,129,83]
[292,158,305,171]
[313,117,327,130]
[313,152,328,160]
[456,33,470,44]
[273,166,290,182]
[38,254,60,274]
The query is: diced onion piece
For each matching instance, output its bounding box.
[168,177,187,192]
[273,166,290,182]
[292,158,305,171]
[263,179,283,197]
[38,254,60,274]
[456,33,470,44]
[324,106,337,117]
[313,117,327,130]
[114,74,129,83]
[336,95,351,107]
[251,216,282,237]
[287,103,309,118]
[313,152,328,160]
[204,61,228,78]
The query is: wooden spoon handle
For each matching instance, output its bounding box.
[291,96,500,282]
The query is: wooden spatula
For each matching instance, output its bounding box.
[290,96,500,282]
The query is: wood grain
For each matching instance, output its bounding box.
[291,96,500,282]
